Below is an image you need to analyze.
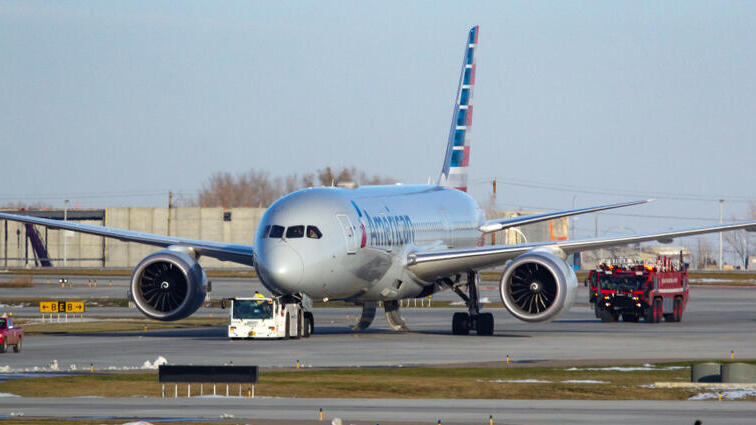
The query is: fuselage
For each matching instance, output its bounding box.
[253,185,485,301]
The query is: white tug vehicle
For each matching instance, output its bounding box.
[222,294,313,339]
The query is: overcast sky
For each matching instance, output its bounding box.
[1,1,754,247]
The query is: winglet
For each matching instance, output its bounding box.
[438,26,478,192]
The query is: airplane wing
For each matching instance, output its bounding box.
[407,220,756,281]
[478,199,651,233]
[0,212,254,266]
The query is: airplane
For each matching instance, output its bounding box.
[1,26,754,335]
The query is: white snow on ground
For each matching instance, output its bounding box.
[561,380,609,384]
[0,356,168,373]
[141,356,168,369]
[488,379,552,383]
[121,422,155,425]
[566,364,686,372]
[0,393,19,397]
[689,389,756,400]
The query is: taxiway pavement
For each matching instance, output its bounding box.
[1,285,754,370]
[2,397,755,425]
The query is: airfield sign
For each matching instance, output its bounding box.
[39,301,85,313]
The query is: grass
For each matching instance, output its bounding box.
[0,275,34,288]
[15,316,227,335]
[1,362,754,401]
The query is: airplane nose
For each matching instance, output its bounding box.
[259,245,303,292]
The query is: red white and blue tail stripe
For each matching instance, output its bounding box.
[438,25,478,192]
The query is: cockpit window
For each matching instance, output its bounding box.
[261,225,271,238]
[307,226,322,239]
[269,225,284,238]
[286,225,304,238]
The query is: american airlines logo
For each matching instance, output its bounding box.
[362,211,415,247]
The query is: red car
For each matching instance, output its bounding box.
[0,314,23,353]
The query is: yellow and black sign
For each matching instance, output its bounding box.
[39,301,85,313]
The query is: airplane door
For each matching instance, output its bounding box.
[336,214,358,254]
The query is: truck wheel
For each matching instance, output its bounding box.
[652,298,663,323]
[303,312,314,337]
[599,310,617,323]
[293,312,302,339]
[594,303,601,318]
[0,340,6,353]
[302,314,312,338]
[673,298,683,322]
[623,313,639,322]
[13,338,21,353]
[452,312,470,335]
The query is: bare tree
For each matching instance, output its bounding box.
[194,167,395,207]
[723,202,755,268]
[695,238,715,269]
[0,202,52,210]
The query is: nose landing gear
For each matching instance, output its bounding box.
[451,271,494,336]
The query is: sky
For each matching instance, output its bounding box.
[1,1,754,255]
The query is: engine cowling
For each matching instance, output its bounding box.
[499,250,577,322]
[129,249,207,321]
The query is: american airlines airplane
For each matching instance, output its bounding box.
[2,26,754,336]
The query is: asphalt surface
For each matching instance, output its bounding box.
[0,281,754,370]
[2,397,755,425]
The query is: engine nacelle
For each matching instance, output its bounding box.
[129,249,207,321]
[499,250,577,322]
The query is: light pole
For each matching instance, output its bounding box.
[719,199,724,270]
[571,195,577,240]
[64,199,69,267]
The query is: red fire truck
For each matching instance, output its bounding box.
[587,256,689,323]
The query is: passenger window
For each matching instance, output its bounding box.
[307,226,322,239]
[286,225,305,238]
[269,225,284,238]
[261,225,271,238]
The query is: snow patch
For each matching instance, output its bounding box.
[141,356,168,370]
[0,393,19,397]
[489,379,552,383]
[689,390,756,400]
[561,380,609,384]
[121,422,155,425]
[566,364,685,372]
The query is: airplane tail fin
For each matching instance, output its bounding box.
[438,25,478,192]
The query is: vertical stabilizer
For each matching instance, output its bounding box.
[438,25,478,192]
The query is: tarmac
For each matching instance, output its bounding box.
[1,274,755,424]
[3,397,756,424]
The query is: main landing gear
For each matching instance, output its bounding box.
[451,271,494,336]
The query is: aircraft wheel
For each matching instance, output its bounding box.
[475,313,494,336]
[452,312,470,335]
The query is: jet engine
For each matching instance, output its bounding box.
[499,250,577,322]
[129,249,207,321]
